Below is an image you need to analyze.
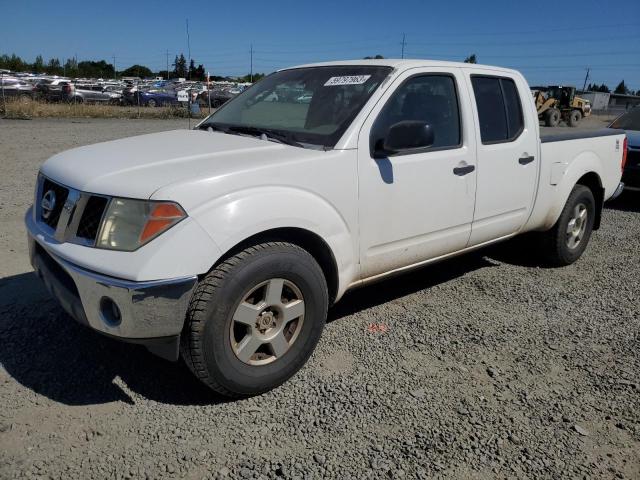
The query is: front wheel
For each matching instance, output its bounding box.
[146,98,157,107]
[568,109,582,127]
[539,185,595,266]
[545,108,561,127]
[181,242,328,397]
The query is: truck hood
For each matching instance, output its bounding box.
[40,129,316,200]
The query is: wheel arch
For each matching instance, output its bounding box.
[206,227,340,305]
[576,171,604,229]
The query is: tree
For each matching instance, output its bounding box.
[193,64,206,81]
[614,80,629,95]
[77,60,114,78]
[173,54,187,78]
[64,57,78,76]
[33,55,44,73]
[236,72,266,83]
[120,64,153,78]
[363,54,384,59]
[46,58,61,75]
[464,54,477,64]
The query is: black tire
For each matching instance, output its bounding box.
[545,108,561,127]
[539,185,595,266]
[568,109,582,127]
[146,98,157,108]
[181,242,328,397]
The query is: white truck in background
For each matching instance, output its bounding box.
[26,60,627,397]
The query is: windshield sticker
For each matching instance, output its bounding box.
[324,75,371,86]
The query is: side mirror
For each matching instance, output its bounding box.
[373,121,434,158]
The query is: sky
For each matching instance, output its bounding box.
[2,0,639,90]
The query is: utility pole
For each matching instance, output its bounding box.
[401,33,406,59]
[582,67,590,92]
[1,71,6,117]
[112,55,116,80]
[166,50,170,80]
[250,43,253,83]
[186,19,192,80]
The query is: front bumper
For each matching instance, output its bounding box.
[28,234,197,361]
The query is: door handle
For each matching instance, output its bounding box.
[453,165,475,176]
[519,155,535,165]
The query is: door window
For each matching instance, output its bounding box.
[372,74,461,152]
[471,76,524,144]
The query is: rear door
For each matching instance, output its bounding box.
[357,68,477,278]
[465,72,539,245]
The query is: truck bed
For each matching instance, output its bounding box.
[540,128,624,143]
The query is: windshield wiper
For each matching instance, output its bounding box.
[202,123,231,134]
[227,125,305,148]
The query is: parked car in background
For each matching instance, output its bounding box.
[61,83,122,104]
[610,107,640,191]
[0,77,34,102]
[197,88,236,108]
[132,90,179,107]
[33,78,69,102]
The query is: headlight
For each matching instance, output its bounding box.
[96,198,186,251]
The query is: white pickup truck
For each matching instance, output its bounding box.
[26,60,627,397]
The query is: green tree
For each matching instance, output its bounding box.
[173,54,187,78]
[77,60,114,78]
[33,55,44,73]
[193,64,206,81]
[64,58,78,76]
[236,72,266,83]
[120,64,153,78]
[363,54,384,59]
[464,54,477,64]
[46,58,61,75]
[614,80,629,95]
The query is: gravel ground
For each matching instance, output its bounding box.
[0,117,638,480]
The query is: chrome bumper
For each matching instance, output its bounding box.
[28,234,197,360]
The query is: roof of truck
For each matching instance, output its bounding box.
[285,59,520,75]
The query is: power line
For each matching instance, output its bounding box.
[404,22,639,38]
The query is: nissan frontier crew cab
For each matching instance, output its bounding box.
[26,60,627,397]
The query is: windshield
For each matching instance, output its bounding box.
[199,65,393,148]
[610,107,640,131]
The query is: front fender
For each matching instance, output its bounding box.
[190,186,358,299]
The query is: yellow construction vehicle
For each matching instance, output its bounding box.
[533,86,592,127]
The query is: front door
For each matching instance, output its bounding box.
[357,69,477,279]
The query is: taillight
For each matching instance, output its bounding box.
[621,136,628,173]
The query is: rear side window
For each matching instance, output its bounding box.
[471,76,524,144]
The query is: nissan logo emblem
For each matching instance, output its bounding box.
[41,190,57,219]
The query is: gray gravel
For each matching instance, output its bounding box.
[1,117,639,479]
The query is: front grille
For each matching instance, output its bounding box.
[41,179,69,228]
[36,175,112,246]
[76,196,108,241]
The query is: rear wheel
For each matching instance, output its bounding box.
[568,109,582,127]
[146,98,157,108]
[181,242,328,397]
[539,185,595,266]
[545,108,561,127]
